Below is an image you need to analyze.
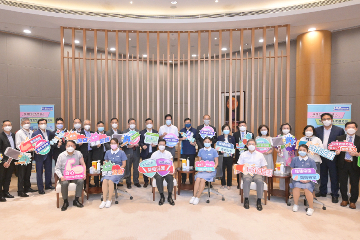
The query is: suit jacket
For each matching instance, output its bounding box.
[91,131,106,161]
[335,134,360,169]
[31,129,54,162]
[105,129,122,151]
[234,130,254,160]
[122,128,140,157]
[315,125,345,162]
[196,124,218,149]
[72,128,93,157]
[0,132,16,163]
[139,128,158,159]
[216,134,236,156]
[51,130,66,162]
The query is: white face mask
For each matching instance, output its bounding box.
[159,145,165,151]
[146,124,153,129]
[204,120,210,125]
[23,124,30,130]
[239,126,247,132]
[346,128,356,135]
[39,124,47,130]
[112,123,118,129]
[74,123,81,129]
[248,145,256,151]
[66,147,75,153]
[4,126,12,132]
[84,125,91,131]
[260,130,267,136]
[323,120,332,127]
[129,124,136,130]
[282,129,290,135]
[305,131,313,137]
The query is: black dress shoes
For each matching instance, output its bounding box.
[143,182,148,188]
[4,192,14,198]
[244,198,250,209]
[134,183,141,188]
[25,188,37,193]
[117,183,123,187]
[73,199,84,208]
[18,192,29,197]
[256,198,263,211]
[45,186,55,190]
[168,193,175,206]
[315,192,326,197]
[0,197,6,202]
[127,183,132,189]
[332,196,339,203]
[38,190,45,194]
[61,200,69,211]
[159,194,165,206]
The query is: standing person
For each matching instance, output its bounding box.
[196,114,217,150]
[52,117,66,164]
[139,118,158,188]
[0,120,16,201]
[299,125,323,194]
[31,119,54,194]
[314,113,345,203]
[92,121,107,187]
[335,122,360,209]
[15,118,37,197]
[105,118,122,151]
[217,124,235,189]
[159,114,179,159]
[178,118,197,184]
[82,120,94,170]
[256,125,274,170]
[123,118,141,189]
[234,121,254,189]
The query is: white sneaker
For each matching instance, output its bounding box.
[193,197,200,205]
[189,196,196,204]
[99,201,106,209]
[292,204,299,212]
[306,208,314,216]
[105,200,112,208]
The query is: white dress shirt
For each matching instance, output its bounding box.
[147,129,153,153]
[15,128,33,149]
[150,150,173,160]
[40,129,48,140]
[237,150,267,168]
[159,124,179,137]
[322,126,332,148]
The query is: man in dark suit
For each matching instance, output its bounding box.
[31,118,54,194]
[72,118,93,170]
[0,120,16,201]
[139,118,158,188]
[233,120,254,189]
[52,117,66,164]
[91,121,106,187]
[314,113,345,203]
[196,114,217,150]
[105,117,122,151]
[335,121,360,209]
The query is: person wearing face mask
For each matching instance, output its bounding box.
[15,118,37,197]
[178,118,197,184]
[237,139,267,211]
[80,119,94,171]
[159,114,179,159]
[290,144,317,216]
[217,124,235,189]
[55,140,86,211]
[123,118,141,189]
[190,137,219,205]
[314,113,345,203]
[256,125,273,170]
[0,120,16,201]
[52,117,66,164]
[105,118,122,151]
[31,118,55,194]
[92,121,107,187]
[151,139,175,206]
[299,125,323,194]
[234,121,254,189]
[196,114,217,150]
[139,118,158,188]
[334,122,360,209]
[99,138,127,209]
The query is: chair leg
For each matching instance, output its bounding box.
[264,190,267,205]
[81,190,84,204]
[152,187,155,201]
[174,186,177,200]
[241,189,243,203]
[56,193,59,208]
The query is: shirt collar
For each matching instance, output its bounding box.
[147,129,152,133]
[111,149,119,154]
[299,156,308,161]
[5,132,11,137]
[204,147,212,151]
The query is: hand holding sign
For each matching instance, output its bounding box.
[234,163,272,177]
[195,160,215,172]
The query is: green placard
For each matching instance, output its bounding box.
[144,132,159,145]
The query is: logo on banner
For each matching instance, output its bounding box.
[138,158,174,178]
[334,106,350,111]
[163,133,179,147]
[63,158,85,180]
[291,168,319,182]
[215,141,235,154]
[195,160,215,172]
[199,126,216,139]
[35,139,51,155]
[256,138,272,153]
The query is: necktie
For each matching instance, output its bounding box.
[306,138,311,141]
[345,136,353,160]
[241,132,244,140]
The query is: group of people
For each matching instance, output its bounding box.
[0,113,359,216]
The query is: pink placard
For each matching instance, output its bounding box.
[307,112,345,119]
[63,159,85,180]
[20,112,50,118]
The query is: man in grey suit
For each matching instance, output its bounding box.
[123,118,141,189]
[105,117,122,151]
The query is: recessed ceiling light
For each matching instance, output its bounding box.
[23,29,31,34]
[259,39,264,43]
[214,37,217,40]
[171,1,177,4]
[75,40,80,44]
[110,47,116,51]
[221,47,227,51]
[192,54,197,57]
[143,54,147,57]
[215,0,219,2]
[129,38,132,41]
[130,1,133,4]
[308,27,316,32]
[169,60,173,63]
[245,43,248,45]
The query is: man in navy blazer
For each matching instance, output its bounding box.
[314,113,345,203]
[31,118,54,194]
[139,118,158,188]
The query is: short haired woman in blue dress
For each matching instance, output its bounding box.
[290,144,316,216]
[99,138,127,209]
[190,137,218,205]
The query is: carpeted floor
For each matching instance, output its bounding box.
[3,176,360,240]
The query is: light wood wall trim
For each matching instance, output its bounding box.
[82,29,87,120]
[273,26,279,136]
[157,31,160,129]
[262,28,266,124]
[240,29,244,122]
[115,31,119,119]
[218,30,222,132]
[125,31,129,124]
[250,28,255,133]
[147,32,150,119]
[71,28,76,122]
[286,24,291,123]
[105,30,109,129]
[187,31,191,118]
[208,30,211,115]
[94,30,98,127]
[198,31,201,126]
[60,27,65,122]
[229,29,233,131]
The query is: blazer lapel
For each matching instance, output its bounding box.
[2,132,11,147]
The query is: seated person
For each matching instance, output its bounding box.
[237,139,267,211]
[55,140,86,211]
[99,138,127,209]
[190,137,218,205]
[151,139,175,206]
[290,144,316,216]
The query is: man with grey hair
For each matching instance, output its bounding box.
[15,118,37,197]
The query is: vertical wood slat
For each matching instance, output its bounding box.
[157,31,160,129]
[208,30,211,115]
[218,30,222,132]
[167,32,170,115]
[286,24,290,123]
[105,30,109,129]
[125,31,129,123]
[121,54,124,129]
[250,28,255,133]
[280,50,284,123]
[71,28,76,121]
[100,54,103,121]
[136,31,140,123]
[67,51,70,128]
[187,32,191,117]
[198,31,201,126]
[60,27,65,125]
[213,53,216,123]
[131,54,134,119]
[257,51,260,129]
[115,31,119,119]
[152,54,155,123]
[246,51,249,124]
[89,53,92,124]
[268,51,271,134]
[182,54,185,120]
[262,28,267,124]
[177,32,181,127]
[240,29,244,122]
[229,30,233,131]
[172,54,175,120]
[83,29,87,120]
[78,52,81,120]
[110,55,113,119]
[147,32,150,119]
[273,26,279,136]
[162,54,165,119]
[94,30,98,127]
[235,53,237,129]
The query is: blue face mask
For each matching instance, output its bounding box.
[56,124,63,129]
[204,143,211,148]
[98,127,104,132]
[166,120,172,125]
[223,130,230,135]
[299,151,307,157]
[185,123,191,128]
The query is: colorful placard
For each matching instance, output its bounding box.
[308,144,336,160]
[271,136,285,146]
[138,158,174,178]
[256,138,272,153]
[236,132,253,152]
[144,132,159,145]
[121,131,140,146]
[234,163,273,177]
[195,160,215,172]
[34,139,51,155]
[199,126,216,139]
[101,161,125,176]
[307,104,352,129]
[15,154,32,165]
[63,158,85,180]
[19,134,44,152]
[291,168,319,182]
[179,131,196,143]
[163,133,179,147]
[328,140,357,152]
[4,147,22,160]
[215,141,235,154]
[49,130,66,145]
